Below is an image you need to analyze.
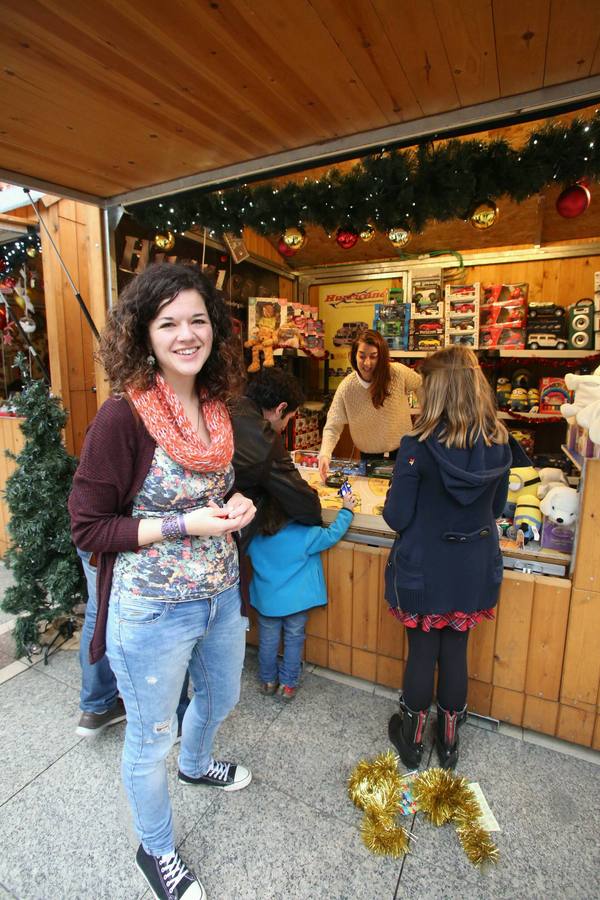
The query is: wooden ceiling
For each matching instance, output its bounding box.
[1,1,600,203]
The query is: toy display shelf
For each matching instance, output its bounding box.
[390,349,595,359]
[498,411,564,423]
[561,443,584,471]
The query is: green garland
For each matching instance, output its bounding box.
[131,112,600,239]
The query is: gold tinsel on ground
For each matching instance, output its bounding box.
[413,767,474,827]
[457,822,500,866]
[348,757,499,868]
[361,814,410,858]
[348,750,400,810]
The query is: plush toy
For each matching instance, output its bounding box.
[504,466,541,517]
[244,324,275,372]
[537,466,568,499]
[275,322,305,350]
[510,493,542,543]
[539,485,579,527]
[561,365,600,443]
[495,377,511,409]
[509,386,529,412]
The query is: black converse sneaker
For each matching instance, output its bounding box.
[135,844,205,900]
[178,758,252,791]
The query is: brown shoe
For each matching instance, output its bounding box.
[277,684,297,702]
[259,681,278,696]
[76,698,126,737]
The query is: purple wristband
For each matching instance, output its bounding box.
[161,513,187,539]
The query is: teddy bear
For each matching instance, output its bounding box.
[561,365,600,444]
[244,323,275,372]
[539,484,579,527]
[537,466,568,499]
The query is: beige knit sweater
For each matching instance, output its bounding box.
[320,363,422,458]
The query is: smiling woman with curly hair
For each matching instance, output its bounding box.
[70,263,255,900]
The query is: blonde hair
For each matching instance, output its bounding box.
[412,345,508,448]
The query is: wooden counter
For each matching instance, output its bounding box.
[0,416,24,557]
[247,460,600,750]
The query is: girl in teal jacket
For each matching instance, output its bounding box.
[247,492,355,699]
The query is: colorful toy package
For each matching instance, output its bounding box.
[538,377,571,414]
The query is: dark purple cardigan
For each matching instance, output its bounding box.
[69,397,156,663]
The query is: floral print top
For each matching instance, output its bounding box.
[113,446,239,601]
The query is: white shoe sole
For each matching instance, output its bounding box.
[75,714,126,737]
[178,769,252,791]
[136,861,206,900]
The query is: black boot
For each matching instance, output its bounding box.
[388,696,428,769]
[435,703,467,769]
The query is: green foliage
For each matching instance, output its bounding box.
[1,354,85,657]
[132,112,600,238]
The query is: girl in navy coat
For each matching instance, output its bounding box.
[247,491,356,699]
[383,345,511,769]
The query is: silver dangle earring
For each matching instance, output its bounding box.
[146,352,156,367]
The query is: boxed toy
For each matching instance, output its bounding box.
[411,272,443,319]
[538,377,571,414]
[248,297,287,335]
[540,520,575,554]
[482,283,528,305]
[445,283,480,348]
[480,324,526,350]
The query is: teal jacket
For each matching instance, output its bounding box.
[247,507,353,616]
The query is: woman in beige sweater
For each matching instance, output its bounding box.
[318,329,422,481]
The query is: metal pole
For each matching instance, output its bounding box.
[23,189,100,341]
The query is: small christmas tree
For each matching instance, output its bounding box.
[1,353,85,657]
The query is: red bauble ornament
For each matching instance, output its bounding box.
[556,183,591,218]
[0,307,6,330]
[277,237,296,258]
[336,228,359,250]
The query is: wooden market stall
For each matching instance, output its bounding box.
[1,3,600,751]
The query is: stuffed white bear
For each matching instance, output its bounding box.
[561,365,600,445]
[539,484,580,527]
[537,466,568,499]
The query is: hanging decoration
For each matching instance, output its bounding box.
[282,227,306,251]
[0,235,42,271]
[359,223,375,242]
[470,200,499,229]
[276,237,297,258]
[336,228,359,250]
[348,754,499,868]
[555,182,591,218]
[388,227,411,248]
[154,231,176,251]
[130,112,600,239]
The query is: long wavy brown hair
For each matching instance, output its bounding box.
[350,329,392,408]
[99,263,244,401]
[412,345,508,447]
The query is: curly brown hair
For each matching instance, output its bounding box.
[99,263,244,401]
[349,329,392,408]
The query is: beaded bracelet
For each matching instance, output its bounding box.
[161,513,188,539]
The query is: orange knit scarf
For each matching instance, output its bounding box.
[127,374,233,472]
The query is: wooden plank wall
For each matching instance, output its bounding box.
[0,417,24,558]
[40,199,108,457]
[241,541,595,750]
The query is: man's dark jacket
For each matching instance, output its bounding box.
[231,396,322,551]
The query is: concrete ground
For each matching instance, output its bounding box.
[0,564,598,899]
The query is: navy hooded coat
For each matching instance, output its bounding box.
[383,432,512,616]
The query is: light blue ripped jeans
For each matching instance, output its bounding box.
[106,582,247,857]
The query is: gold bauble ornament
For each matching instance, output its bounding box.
[359,224,375,242]
[282,227,306,251]
[470,200,498,230]
[26,246,38,258]
[388,227,411,248]
[154,231,176,251]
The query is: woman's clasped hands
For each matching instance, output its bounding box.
[184,492,256,537]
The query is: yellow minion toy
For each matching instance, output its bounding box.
[504,466,541,517]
